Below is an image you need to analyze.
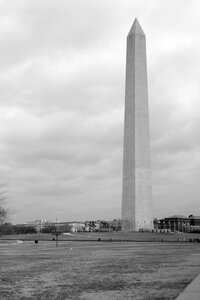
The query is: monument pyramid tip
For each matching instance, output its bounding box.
[128,18,145,36]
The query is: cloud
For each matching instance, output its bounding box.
[0,0,199,222]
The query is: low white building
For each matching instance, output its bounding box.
[68,222,85,232]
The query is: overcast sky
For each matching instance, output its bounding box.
[0,0,200,223]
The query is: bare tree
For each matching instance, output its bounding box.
[0,184,9,225]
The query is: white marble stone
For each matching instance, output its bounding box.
[122,19,153,231]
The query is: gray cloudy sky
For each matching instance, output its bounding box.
[1,0,200,223]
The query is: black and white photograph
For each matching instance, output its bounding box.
[0,1,200,299]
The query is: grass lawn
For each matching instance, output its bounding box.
[1,231,200,242]
[1,239,200,299]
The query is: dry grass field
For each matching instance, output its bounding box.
[1,236,200,299]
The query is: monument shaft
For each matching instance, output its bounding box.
[122,19,153,231]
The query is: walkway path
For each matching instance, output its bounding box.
[175,273,200,300]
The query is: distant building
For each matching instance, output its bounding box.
[189,215,200,226]
[111,219,122,231]
[85,220,121,232]
[158,215,200,233]
[68,222,85,232]
[24,220,51,232]
[85,221,96,232]
[188,215,200,233]
[19,219,122,233]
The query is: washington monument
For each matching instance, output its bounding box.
[122,19,153,231]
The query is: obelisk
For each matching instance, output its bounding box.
[122,19,153,231]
